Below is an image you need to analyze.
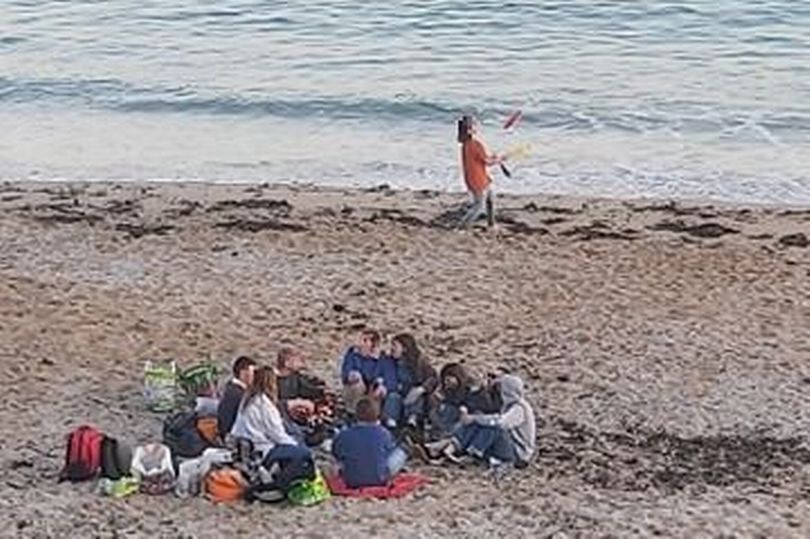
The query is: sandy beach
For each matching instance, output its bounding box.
[1,180,809,538]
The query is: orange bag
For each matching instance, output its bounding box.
[205,468,247,503]
[196,417,219,444]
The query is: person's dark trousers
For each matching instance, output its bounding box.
[382,392,403,427]
[431,403,462,437]
[455,424,516,463]
[262,443,315,491]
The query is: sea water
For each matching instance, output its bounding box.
[1,1,808,203]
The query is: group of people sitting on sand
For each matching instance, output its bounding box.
[217,328,537,489]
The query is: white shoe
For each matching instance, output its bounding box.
[442,445,472,465]
[424,438,453,458]
[488,458,512,482]
[258,465,275,484]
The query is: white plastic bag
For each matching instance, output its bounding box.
[195,396,220,417]
[131,443,175,495]
[175,448,233,498]
[176,458,203,498]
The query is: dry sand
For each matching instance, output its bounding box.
[1,180,809,538]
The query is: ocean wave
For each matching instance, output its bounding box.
[1,76,809,139]
[116,95,459,122]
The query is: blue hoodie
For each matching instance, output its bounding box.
[375,355,398,392]
[332,422,395,488]
[395,360,416,393]
[341,347,397,392]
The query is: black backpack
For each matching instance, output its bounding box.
[162,411,209,461]
[100,436,132,480]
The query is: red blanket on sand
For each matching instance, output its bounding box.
[325,473,429,499]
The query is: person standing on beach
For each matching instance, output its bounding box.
[457,115,505,227]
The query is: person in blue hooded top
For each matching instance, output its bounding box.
[339,328,397,416]
[332,397,408,488]
[380,333,438,431]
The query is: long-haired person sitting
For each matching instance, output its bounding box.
[230,366,314,489]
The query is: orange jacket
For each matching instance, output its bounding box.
[461,138,492,195]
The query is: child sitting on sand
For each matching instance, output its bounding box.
[332,397,408,488]
[426,374,536,470]
[382,333,438,431]
[430,362,502,437]
[340,329,397,416]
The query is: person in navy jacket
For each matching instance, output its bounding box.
[332,397,407,487]
[340,329,397,416]
[381,333,438,431]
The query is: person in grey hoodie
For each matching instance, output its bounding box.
[425,374,536,468]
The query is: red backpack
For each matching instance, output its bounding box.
[59,426,104,482]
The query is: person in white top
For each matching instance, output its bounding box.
[230,366,313,484]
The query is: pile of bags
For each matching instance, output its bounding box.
[144,361,220,413]
[58,360,329,507]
